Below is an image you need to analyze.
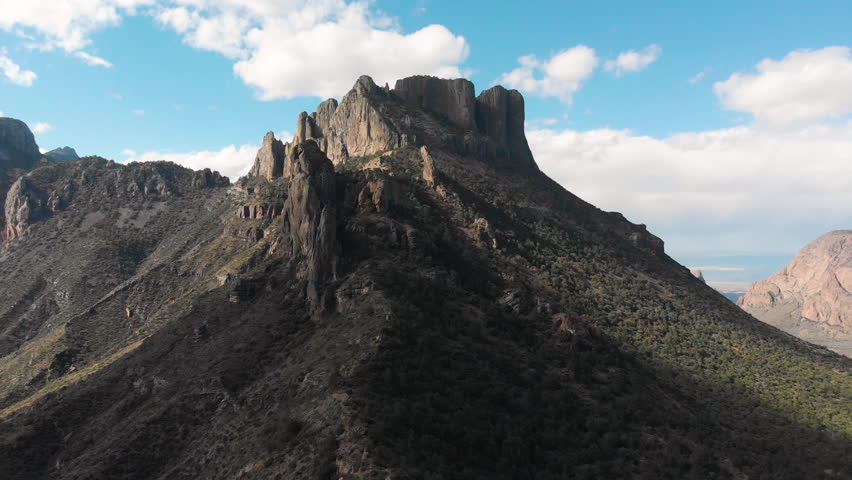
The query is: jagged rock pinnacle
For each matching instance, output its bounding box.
[247,74,540,180]
[249,132,286,181]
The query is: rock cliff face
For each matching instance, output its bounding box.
[474,85,535,169]
[4,178,43,241]
[739,230,852,356]
[247,75,537,176]
[248,132,287,181]
[280,141,337,310]
[393,75,478,131]
[0,118,42,232]
[0,118,40,169]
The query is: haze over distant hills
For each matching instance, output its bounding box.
[0,77,850,479]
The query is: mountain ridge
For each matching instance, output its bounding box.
[0,75,850,479]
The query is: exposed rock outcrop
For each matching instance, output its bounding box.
[420,146,436,185]
[281,141,337,310]
[247,75,540,179]
[248,132,287,181]
[393,76,477,131]
[739,231,852,356]
[287,76,405,165]
[3,178,42,241]
[740,231,852,329]
[0,118,40,169]
[237,204,282,220]
[44,147,79,162]
[474,86,536,169]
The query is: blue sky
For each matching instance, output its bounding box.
[1,0,852,290]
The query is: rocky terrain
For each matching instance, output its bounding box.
[0,78,850,479]
[740,231,852,356]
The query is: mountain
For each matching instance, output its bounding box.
[0,117,41,170]
[0,118,43,234]
[0,76,850,479]
[739,230,852,357]
[44,146,80,162]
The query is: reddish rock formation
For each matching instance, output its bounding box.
[740,231,852,330]
[739,231,852,355]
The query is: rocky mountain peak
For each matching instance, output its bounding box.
[44,146,79,162]
[739,230,852,355]
[0,117,40,169]
[248,131,287,181]
[247,74,538,179]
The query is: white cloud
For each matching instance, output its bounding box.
[1,1,470,97]
[132,109,145,116]
[0,49,37,86]
[32,122,52,134]
[708,281,751,293]
[497,46,598,105]
[688,68,711,84]
[123,143,258,180]
[691,266,746,272]
[0,110,4,117]
[74,50,113,67]
[713,46,852,128]
[229,5,470,99]
[528,120,852,256]
[0,0,152,65]
[604,44,661,76]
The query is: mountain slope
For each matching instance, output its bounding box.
[0,76,850,479]
[740,230,852,357]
